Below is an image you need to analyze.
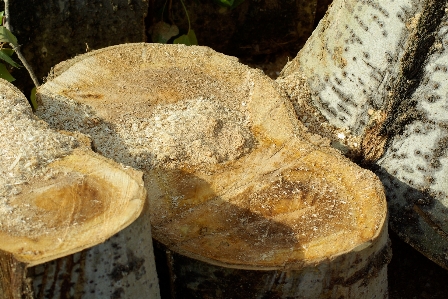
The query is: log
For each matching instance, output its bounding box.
[36,43,389,298]
[277,0,448,268]
[0,80,160,298]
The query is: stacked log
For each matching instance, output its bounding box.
[0,80,160,298]
[35,43,389,298]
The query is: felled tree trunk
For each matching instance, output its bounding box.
[277,0,448,269]
[0,80,160,298]
[36,43,389,298]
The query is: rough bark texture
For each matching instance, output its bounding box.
[314,0,333,27]
[7,0,149,91]
[377,2,448,268]
[279,0,426,146]
[154,232,390,298]
[0,79,160,298]
[278,0,448,269]
[0,251,32,299]
[27,203,160,299]
[36,43,389,298]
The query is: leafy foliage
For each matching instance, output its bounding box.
[151,21,180,43]
[151,0,246,45]
[0,11,21,83]
[30,87,37,110]
[174,29,197,46]
[0,61,14,81]
[0,26,17,46]
[213,0,245,9]
[151,0,198,46]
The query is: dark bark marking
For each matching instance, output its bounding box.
[330,240,392,287]
[108,249,145,282]
[381,0,446,137]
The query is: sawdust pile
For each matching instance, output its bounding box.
[0,82,78,234]
[109,96,255,169]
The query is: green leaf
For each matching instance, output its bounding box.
[173,34,189,45]
[0,12,4,25]
[0,63,15,82]
[173,30,198,46]
[30,87,38,111]
[1,48,14,56]
[0,26,18,46]
[0,49,20,68]
[150,21,179,44]
[213,0,244,9]
[215,0,234,7]
[187,30,198,45]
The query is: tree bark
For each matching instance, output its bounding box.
[36,43,389,298]
[278,0,448,268]
[0,79,160,298]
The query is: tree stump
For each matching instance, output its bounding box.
[35,43,389,298]
[0,80,160,298]
[278,0,448,268]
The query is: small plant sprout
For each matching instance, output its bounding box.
[213,0,245,9]
[2,2,40,110]
[173,0,197,46]
[0,11,21,83]
[150,0,197,46]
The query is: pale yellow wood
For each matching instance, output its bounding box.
[37,43,389,298]
[1,149,145,267]
[0,79,149,298]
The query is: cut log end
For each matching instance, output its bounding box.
[0,79,152,298]
[148,144,387,270]
[36,43,389,297]
[1,149,145,267]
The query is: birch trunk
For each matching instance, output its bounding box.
[36,43,389,298]
[0,80,160,298]
[278,0,448,268]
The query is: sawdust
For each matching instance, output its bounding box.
[108,96,255,170]
[37,44,262,172]
[0,81,78,236]
[38,93,256,173]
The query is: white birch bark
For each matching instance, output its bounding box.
[278,0,448,268]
